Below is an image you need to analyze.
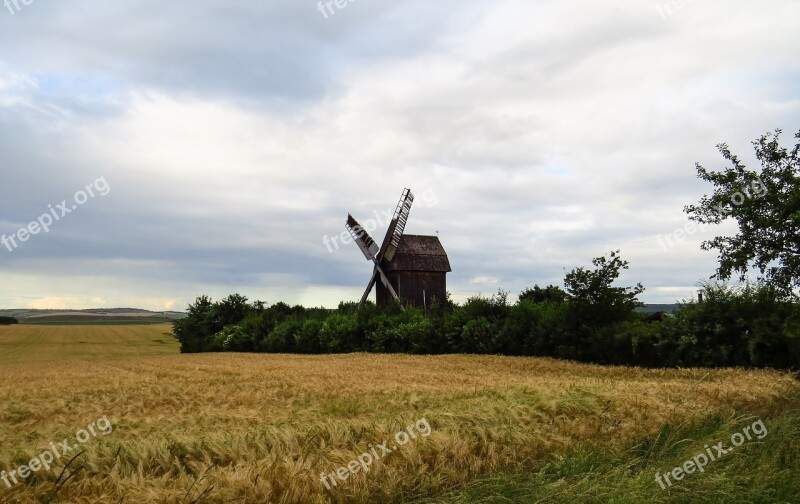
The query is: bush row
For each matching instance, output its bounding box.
[172,284,800,370]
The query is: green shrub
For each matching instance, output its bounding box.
[459,317,497,354]
[214,324,252,352]
[172,258,799,371]
[294,318,325,354]
[364,308,431,353]
[260,316,304,353]
[446,292,508,354]
[319,313,360,353]
[661,282,800,368]
[172,295,215,353]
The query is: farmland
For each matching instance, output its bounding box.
[0,309,185,326]
[0,324,798,503]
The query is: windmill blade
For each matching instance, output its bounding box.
[347,212,403,309]
[348,189,412,311]
[346,214,379,261]
[375,265,401,300]
[359,264,404,309]
[378,188,414,263]
[359,269,378,306]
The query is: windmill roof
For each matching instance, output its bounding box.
[385,235,451,272]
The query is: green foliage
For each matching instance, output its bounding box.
[0,316,19,325]
[560,251,645,363]
[445,291,508,354]
[319,313,359,353]
[215,324,252,352]
[293,318,325,354]
[363,308,432,353]
[172,295,215,353]
[685,129,800,296]
[434,406,800,504]
[564,250,645,328]
[659,282,800,368]
[210,294,253,329]
[172,254,799,370]
[260,316,303,353]
[519,284,568,304]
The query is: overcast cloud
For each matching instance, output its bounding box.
[1,0,798,310]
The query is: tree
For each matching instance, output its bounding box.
[518,284,568,304]
[685,129,800,296]
[173,295,214,353]
[561,251,645,363]
[210,294,252,328]
[564,251,645,328]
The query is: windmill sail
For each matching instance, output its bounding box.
[347,188,415,310]
[346,214,379,261]
[378,188,414,263]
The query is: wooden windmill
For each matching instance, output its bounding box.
[346,188,451,309]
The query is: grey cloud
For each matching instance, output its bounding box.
[1,0,799,309]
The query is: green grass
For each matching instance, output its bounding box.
[20,318,175,325]
[0,324,178,364]
[431,406,800,504]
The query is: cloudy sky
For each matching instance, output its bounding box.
[0,0,798,311]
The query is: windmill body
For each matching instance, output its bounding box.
[376,234,451,308]
[346,189,451,309]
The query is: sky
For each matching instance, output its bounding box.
[0,0,799,311]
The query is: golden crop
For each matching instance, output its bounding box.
[0,324,797,503]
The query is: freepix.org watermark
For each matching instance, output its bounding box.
[2,177,111,253]
[319,418,432,491]
[1,416,114,489]
[323,188,438,253]
[316,0,356,20]
[655,418,768,490]
[656,177,767,252]
[4,0,33,15]
[655,0,699,20]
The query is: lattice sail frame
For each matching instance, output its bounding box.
[345,188,415,309]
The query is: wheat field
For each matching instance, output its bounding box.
[0,324,798,503]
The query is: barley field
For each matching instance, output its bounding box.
[0,324,798,503]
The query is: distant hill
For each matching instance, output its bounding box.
[635,304,681,314]
[0,308,186,325]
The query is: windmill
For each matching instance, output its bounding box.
[346,188,451,309]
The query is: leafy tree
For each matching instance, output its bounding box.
[215,324,252,352]
[558,251,644,363]
[660,282,800,369]
[210,294,252,328]
[445,291,508,353]
[245,301,304,350]
[319,313,359,353]
[519,284,568,304]
[564,250,645,328]
[173,295,215,353]
[261,316,303,353]
[685,129,800,296]
[363,308,430,354]
[293,318,325,354]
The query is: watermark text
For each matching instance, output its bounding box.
[655,418,767,490]
[1,416,114,490]
[319,418,432,491]
[2,177,111,254]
